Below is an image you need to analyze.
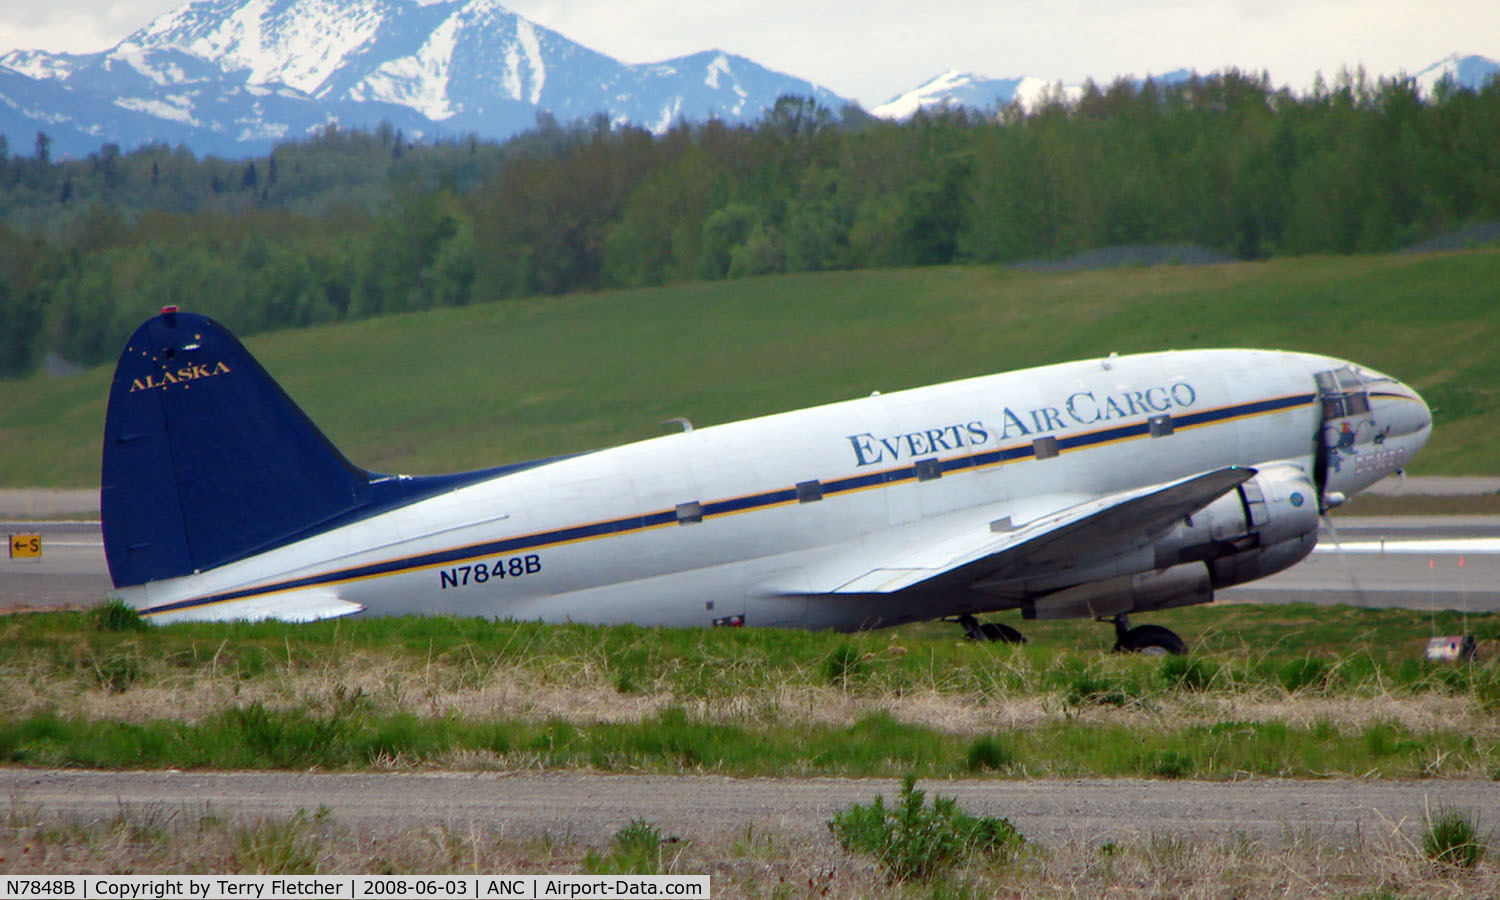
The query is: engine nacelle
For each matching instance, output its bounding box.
[1208,529,1318,587]
[1153,464,1321,587]
[1001,465,1322,621]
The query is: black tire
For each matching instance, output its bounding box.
[978,621,1027,644]
[1113,624,1186,655]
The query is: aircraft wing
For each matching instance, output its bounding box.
[822,466,1256,595]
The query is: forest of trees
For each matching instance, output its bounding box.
[1,69,1497,378]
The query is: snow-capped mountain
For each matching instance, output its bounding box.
[871,71,1054,119]
[0,0,846,157]
[873,68,1205,119]
[877,56,1498,121]
[0,0,1494,162]
[1413,53,1499,95]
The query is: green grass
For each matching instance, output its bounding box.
[4,249,1500,486]
[9,706,1481,779]
[1422,807,1488,869]
[12,601,1500,688]
[5,601,1498,695]
[584,820,670,876]
[828,774,1023,882]
[2,603,1499,777]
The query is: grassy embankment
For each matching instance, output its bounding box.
[2,248,1499,487]
[3,602,1498,779]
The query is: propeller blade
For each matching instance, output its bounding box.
[1321,512,1368,607]
[1313,422,1331,503]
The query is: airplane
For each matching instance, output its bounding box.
[101,307,1432,653]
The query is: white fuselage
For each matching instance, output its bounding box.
[122,349,1432,629]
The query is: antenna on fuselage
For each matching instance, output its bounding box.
[662,417,694,433]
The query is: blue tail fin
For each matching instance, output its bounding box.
[103,310,560,589]
[101,310,376,587]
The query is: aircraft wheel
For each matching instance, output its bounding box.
[979,621,1027,644]
[1113,624,1186,656]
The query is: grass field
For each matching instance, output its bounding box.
[3,602,1498,779]
[2,249,1499,487]
[4,603,1499,894]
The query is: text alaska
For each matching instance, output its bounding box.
[128,361,232,393]
[847,381,1199,466]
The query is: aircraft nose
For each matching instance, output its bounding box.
[1395,381,1433,442]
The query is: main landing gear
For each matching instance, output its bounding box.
[954,614,1027,644]
[1110,614,1187,655]
[952,613,1187,655]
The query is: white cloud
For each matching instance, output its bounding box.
[0,0,179,54]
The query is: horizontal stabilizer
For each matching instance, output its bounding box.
[137,590,366,624]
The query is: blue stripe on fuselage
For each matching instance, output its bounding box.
[141,391,1316,617]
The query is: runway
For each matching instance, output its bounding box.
[1219,516,1500,611]
[0,521,110,611]
[5,517,1499,614]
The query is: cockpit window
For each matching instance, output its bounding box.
[1316,367,1371,421]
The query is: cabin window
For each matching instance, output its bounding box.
[914,458,943,481]
[1032,436,1059,460]
[1149,414,1174,437]
[675,501,703,524]
[796,480,824,503]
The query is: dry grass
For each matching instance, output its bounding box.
[2,800,1495,898]
[5,610,1499,778]
[4,643,1496,741]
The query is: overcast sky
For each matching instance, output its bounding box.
[0,0,1494,107]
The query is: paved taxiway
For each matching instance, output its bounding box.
[3,770,1495,847]
[5,517,1498,613]
[1219,516,1500,610]
[0,521,110,610]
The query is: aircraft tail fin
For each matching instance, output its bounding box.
[101,309,373,588]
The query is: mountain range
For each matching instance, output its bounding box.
[0,0,1495,159]
[871,54,1498,119]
